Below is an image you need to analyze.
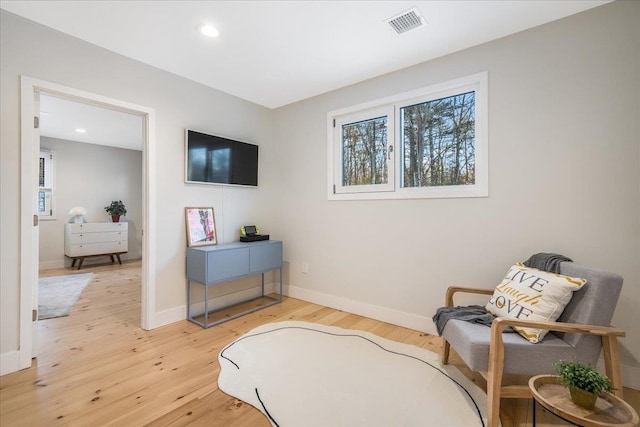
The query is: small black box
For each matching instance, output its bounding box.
[240,234,270,242]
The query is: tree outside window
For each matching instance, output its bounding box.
[328,72,487,200]
[401,91,475,188]
[342,116,388,186]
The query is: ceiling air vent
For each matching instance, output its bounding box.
[386,7,425,35]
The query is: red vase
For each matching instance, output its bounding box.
[111,215,120,223]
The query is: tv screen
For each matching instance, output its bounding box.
[185,129,259,187]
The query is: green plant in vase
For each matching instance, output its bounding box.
[104,200,127,223]
[555,359,613,410]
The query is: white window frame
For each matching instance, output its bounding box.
[38,149,56,219]
[332,105,395,194]
[327,72,488,200]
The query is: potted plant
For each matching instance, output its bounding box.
[555,359,613,409]
[104,200,127,223]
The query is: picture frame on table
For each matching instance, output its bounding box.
[185,207,217,247]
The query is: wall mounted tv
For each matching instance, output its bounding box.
[185,129,259,187]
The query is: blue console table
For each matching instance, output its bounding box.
[186,240,283,328]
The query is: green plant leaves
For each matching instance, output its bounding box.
[554,359,613,396]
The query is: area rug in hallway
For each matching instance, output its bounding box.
[38,273,94,320]
[218,321,489,427]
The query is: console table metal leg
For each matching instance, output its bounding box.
[187,280,191,323]
[204,282,209,328]
[261,273,265,297]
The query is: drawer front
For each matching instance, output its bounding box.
[68,231,127,244]
[206,248,249,283]
[66,241,127,257]
[250,242,283,273]
[67,222,128,233]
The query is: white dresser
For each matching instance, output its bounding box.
[65,222,128,269]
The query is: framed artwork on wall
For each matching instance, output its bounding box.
[185,207,217,247]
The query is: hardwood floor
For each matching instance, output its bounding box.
[1,261,638,426]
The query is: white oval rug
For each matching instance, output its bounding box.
[218,321,489,427]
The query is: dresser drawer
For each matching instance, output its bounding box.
[67,222,128,233]
[66,241,127,257]
[67,231,127,244]
[65,222,129,258]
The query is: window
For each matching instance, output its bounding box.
[328,72,487,200]
[333,105,394,194]
[38,149,55,219]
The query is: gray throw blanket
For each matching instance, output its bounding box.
[432,305,495,336]
[523,252,572,273]
[432,253,574,335]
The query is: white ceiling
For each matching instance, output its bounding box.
[2,0,611,149]
[39,94,144,151]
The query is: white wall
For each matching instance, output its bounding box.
[272,1,640,387]
[1,11,276,360]
[39,137,143,269]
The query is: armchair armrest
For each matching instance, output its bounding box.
[488,317,626,397]
[445,286,494,307]
[490,317,625,337]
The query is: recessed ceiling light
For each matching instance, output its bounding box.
[75,128,87,133]
[198,23,219,38]
[40,111,49,116]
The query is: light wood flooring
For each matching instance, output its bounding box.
[1,260,638,426]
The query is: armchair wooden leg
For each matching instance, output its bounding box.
[487,323,506,427]
[602,335,624,399]
[442,338,451,365]
[486,368,503,427]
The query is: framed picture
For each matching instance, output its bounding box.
[185,207,217,247]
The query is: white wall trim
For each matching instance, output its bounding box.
[39,255,142,272]
[39,260,65,270]
[153,282,278,328]
[288,286,640,390]
[0,351,21,376]
[621,364,640,391]
[153,305,186,329]
[286,285,436,335]
[15,75,157,376]
[190,283,277,317]
[598,357,640,391]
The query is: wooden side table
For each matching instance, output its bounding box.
[529,375,638,427]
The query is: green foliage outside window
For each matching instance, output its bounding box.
[401,91,475,188]
[342,116,388,186]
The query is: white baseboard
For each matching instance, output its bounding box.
[153,305,186,329]
[0,351,20,376]
[123,252,142,261]
[39,259,65,270]
[290,286,640,391]
[597,356,640,391]
[152,282,277,328]
[39,254,142,271]
[621,363,640,391]
[285,285,435,335]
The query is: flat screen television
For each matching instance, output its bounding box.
[185,129,259,187]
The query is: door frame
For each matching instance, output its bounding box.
[19,76,157,369]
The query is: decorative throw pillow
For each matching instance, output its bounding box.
[485,263,586,343]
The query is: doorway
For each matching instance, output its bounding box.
[19,76,157,370]
[37,93,143,342]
